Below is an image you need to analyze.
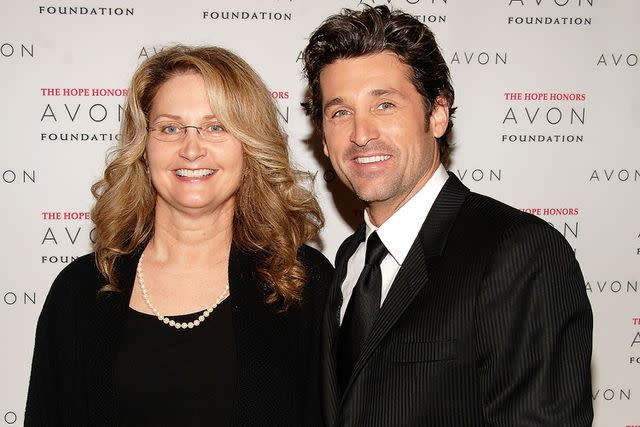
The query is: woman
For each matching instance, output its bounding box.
[25,46,332,426]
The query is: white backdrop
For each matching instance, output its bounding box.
[1,0,638,425]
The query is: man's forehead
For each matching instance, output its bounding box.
[319,63,413,108]
[322,88,404,106]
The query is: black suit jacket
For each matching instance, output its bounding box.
[321,173,593,426]
[25,244,332,426]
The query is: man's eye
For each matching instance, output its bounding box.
[332,109,349,118]
[204,123,224,132]
[378,102,394,110]
[161,125,181,134]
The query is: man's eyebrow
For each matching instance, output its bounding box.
[322,89,404,114]
[323,97,344,113]
[370,88,402,97]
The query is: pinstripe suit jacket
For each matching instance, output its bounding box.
[320,173,593,427]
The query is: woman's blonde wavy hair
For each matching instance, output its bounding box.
[91,45,324,308]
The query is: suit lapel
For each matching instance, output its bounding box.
[342,173,470,396]
[321,224,365,425]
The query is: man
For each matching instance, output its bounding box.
[302,6,593,426]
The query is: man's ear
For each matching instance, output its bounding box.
[429,97,450,138]
[322,137,330,158]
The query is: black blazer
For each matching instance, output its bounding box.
[25,244,332,426]
[321,173,593,426]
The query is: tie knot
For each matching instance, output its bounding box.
[365,231,388,266]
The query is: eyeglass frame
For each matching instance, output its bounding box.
[146,121,226,143]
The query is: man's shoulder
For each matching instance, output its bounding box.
[452,190,573,254]
[461,191,547,229]
[436,173,548,239]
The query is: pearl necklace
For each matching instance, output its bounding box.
[136,251,230,330]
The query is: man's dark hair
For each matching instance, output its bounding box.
[302,5,456,167]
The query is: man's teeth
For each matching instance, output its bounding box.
[355,155,390,164]
[175,168,215,178]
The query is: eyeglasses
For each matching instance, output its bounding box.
[147,121,227,143]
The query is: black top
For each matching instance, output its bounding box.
[115,298,235,426]
[25,245,333,426]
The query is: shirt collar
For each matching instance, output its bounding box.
[364,164,449,265]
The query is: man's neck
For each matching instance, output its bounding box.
[366,162,441,227]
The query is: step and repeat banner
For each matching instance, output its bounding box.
[1,0,638,425]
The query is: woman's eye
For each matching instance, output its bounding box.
[161,125,181,134]
[205,123,224,132]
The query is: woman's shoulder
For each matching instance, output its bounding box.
[46,252,104,303]
[30,253,107,336]
[297,244,334,304]
[55,252,102,283]
[297,244,334,276]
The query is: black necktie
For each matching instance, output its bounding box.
[338,231,388,392]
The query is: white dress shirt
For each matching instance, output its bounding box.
[339,165,449,323]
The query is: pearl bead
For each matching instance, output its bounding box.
[137,251,230,331]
